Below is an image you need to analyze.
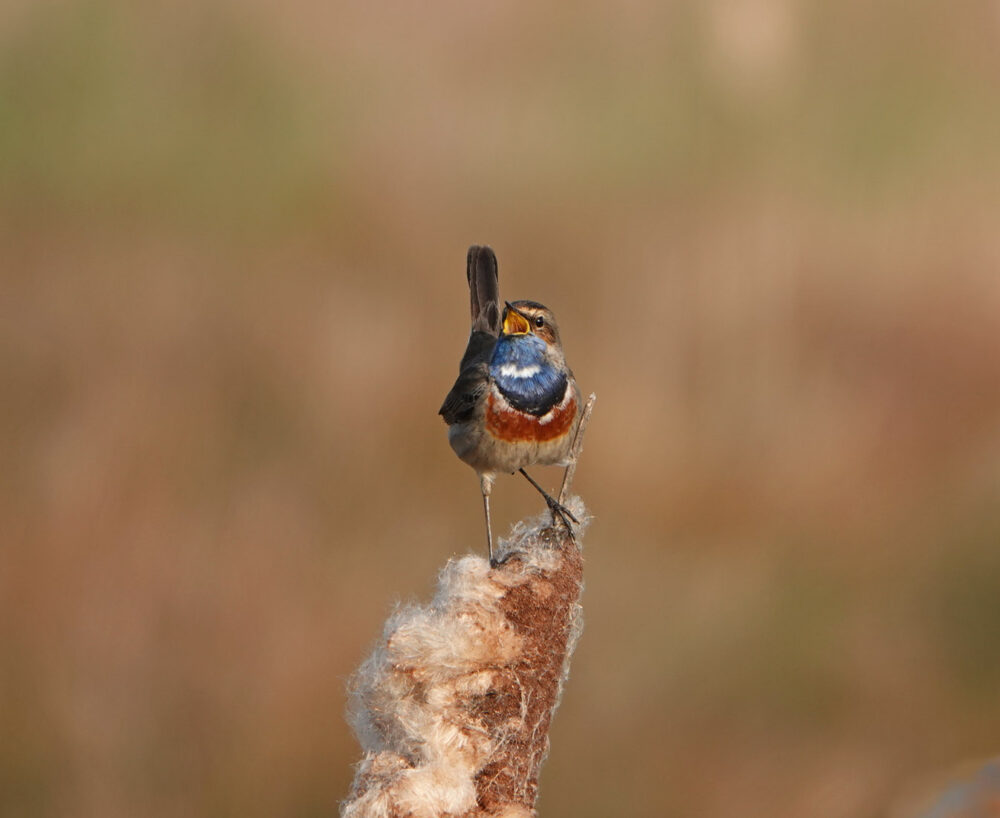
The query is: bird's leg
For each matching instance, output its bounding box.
[518,468,578,536]
[558,393,597,505]
[480,473,495,564]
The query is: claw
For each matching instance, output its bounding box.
[519,468,577,539]
[545,495,578,538]
[546,494,578,523]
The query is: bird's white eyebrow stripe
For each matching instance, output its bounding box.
[498,363,541,379]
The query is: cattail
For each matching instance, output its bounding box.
[341,499,588,818]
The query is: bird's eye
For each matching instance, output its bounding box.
[534,316,545,328]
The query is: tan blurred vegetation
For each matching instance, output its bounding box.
[2,1,1000,816]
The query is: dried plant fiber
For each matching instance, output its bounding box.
[341,498,588,818]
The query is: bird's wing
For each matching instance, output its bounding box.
[438,332,495,424]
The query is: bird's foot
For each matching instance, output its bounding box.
[544,494,578,537]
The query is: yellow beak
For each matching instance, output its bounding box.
[502,307,531,335]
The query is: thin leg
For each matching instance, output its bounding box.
[518,468,579,536]
[483,492,493,563]
[559,393,597,505]
[480,473,495,563]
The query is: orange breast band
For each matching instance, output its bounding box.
[485,392,577,443]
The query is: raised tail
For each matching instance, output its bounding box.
[467,245,501,336]
[439,246,501,424]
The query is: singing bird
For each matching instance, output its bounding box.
[439,245,582,561]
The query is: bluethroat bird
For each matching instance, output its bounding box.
[440,245,583,562]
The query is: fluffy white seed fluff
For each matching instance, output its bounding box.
[341,499,588,818]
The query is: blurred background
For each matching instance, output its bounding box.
[3,1,1000,816]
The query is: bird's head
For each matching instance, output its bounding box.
[501,301,563,349]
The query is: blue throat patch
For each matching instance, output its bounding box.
[489,334,567,416]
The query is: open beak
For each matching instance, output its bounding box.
[502,302,531,335]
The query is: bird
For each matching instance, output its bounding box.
[439,245,583,562]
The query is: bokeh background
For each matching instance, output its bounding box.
[3,1,1000,816]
